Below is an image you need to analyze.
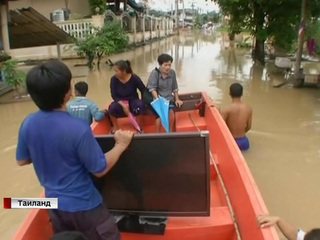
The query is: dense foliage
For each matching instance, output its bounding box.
[194,11,220,28]
[2,59,26,97]
[74,21,129,69]
[88,0,108,15]
[214,0,320,63]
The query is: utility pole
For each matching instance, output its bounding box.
[294,0,307,80]
[191,2,195,28]
[0,0,10,53]
[182,0,185,29]
[144,0,149,16]
[171,0,173,18]
[175,0,179,29]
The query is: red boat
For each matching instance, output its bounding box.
[13,92,279,240]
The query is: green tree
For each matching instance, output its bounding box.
[2,59,26,98]
[194,14,203,28]
[74,21,129,69]
[305,0,320,48]
[208,11,220,23]
[194,12,221,28]
[88,0,108,15]
[214,0,320,64]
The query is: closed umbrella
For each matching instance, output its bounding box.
[122,100,142,133]
[151,97,170,132]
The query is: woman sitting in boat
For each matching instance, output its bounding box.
[146,54,183,132]
[108,60,146,133]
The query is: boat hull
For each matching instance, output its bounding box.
[13,92,279,240]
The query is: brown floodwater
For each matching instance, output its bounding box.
[1,30,320,239]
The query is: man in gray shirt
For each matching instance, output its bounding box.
[67,81,106,125]
[147,54,183,132]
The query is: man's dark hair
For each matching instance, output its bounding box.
[75,81,88,96]
[157,54,173,65]
[26,60,72,111]
[305,229,320,240]
[229,83,243,98]
[50,231,88,240]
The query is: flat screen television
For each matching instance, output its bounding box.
[93,131,210,217]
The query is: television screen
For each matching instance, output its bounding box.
[93,132,210,216]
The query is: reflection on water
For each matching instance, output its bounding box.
[1,30,320,239]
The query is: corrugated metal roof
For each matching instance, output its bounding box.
[8,7,73,49]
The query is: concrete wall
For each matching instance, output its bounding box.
[9,31,172,61]
[10,44,76,61]
[136,32,144,43]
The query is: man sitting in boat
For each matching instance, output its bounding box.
[67,81,106,125]
[108,60,146,133]
[146,53,183,132]
[16,60,133,240]
[258,215,320,240]
[222,83,252,151]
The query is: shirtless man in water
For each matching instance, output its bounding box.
[222,83,252,151]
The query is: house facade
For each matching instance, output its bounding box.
[9,0,90,20]
[5,0,174,60]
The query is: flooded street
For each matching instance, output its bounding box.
[1,30,320,239]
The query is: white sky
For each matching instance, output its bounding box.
[137,0,220,12]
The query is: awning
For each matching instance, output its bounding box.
[8,7,73,49]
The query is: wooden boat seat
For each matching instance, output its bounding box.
[113,92,204,119]
[175,110,207,132]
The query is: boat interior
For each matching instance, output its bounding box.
[14,92,278,240]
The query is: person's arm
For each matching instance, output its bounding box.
[78,129,133,178]
[174,92,179,101]
[17,159,32,166]
[174,92,183,107]
[221,108,228,122]
[16,121,32,166]
[172,71,183,107]
[98,130,134,176]
[210,102,222,114]
[245,108,252,132]
[117,100,130,116]
[147,70,159,99]
[135,75,146,97]
[110,77,120,102]
[89,102,106,122]
[151,90,158,99]
[102,143,127,176]
[257,215,299,240]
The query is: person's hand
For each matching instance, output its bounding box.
[257,215,280,228]
[122,105,130,116]
[175,99,183,108]
[118,101,130,115]
[114,130,134,150]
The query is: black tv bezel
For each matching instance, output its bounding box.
[95,131,211,217]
